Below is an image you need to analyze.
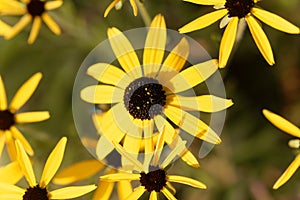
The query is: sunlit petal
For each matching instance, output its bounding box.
[28,17,41,44]
[129,0,138,16]
[15,111,50,123]
[183,0,226,5]
[49,185,96,199]
[150,191,158,200]
[5,14,31,40]
[10,126,34,156]
[104,0,119,17]
[125,186,145,200]
[161,187,176,200]
[167,175,207,188]
[0,161,23,184]
[0,76,7,110]
[122,135,141,167]
[92,180,114,200]
[100,173,141,182]
[0,182,24,196]
[117,181,133,200]
[45,0,63,10]
[5,131,17,161]
[42,13,61,35]
[0,134,5,157]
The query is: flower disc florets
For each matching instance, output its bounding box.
[225,0,255,18]
[23,185,49,200]
[27,0,46,17]
[0,110,15,130]
[140,169,167,192]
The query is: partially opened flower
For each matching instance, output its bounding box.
[81,14,233,165]
[0,72,50,160]
[263,109,300,189]
[179,0,300,68]
[104,0,138,17]
[53,159,133,200]
[0,0,63,44]
[0,137,96,199]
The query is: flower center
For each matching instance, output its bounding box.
[225,0,255,18]
[0,110,15,130]
[140,169,167,192]
[27,0,46,17]
[23,185,49,200]
[124,77,166,120]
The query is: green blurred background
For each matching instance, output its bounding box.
[0,0,299,199]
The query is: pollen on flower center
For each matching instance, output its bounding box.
[225,0,255,18]
[0,110,15,130]
[23,185,49,200]
[27,0,46,17]
[140,169,167,192]
[124,77,166,120]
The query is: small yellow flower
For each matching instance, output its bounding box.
[179,0,300,68]
[0,0,63,44]
[104,0,138,17]
[0,137,96,199]
[0,72,50,160]
[263,109,300,189]
[53,159,133,200]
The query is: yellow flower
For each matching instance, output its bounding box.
[0,72,50,160]
[0,0,63,44]
[262,109,300,189]
[81,14,233,166]
[0,137,96,199]
[179,0,300,68]
[53,159,133,200]
[0,19,11,35]
[100,140,206,200]
[104,0,138,17]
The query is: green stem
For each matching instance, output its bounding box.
[135,0,151,26]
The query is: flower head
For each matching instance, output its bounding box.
[104,0,138,17]
[263,109,300,189]
[0,137,96,199]
[0,72,50,160]
[179,0,300,68]
[0,0,63,44]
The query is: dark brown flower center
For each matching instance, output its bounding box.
[225,0,255,18]
[0,110,15,130]
[124,77,166,120]
[140,169,167,192]
[27,0,46,17]
[23,185,49,200]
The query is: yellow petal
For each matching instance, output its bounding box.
[167,59,218,93]
[161,187,176,200]
[167,175,207,189]
[40,137,67,188]
[5,14,31,40]
[0,0,26,15]
[93,181,114,200]
[10,126,34,156]
[0,194,23,200]
[87,63,132,89]
[0,76,7,110]
[166,182,176,194]
[53,160,105,185]
[125,186,145,200]
[96,136,116,161]
[179,9,227,33]
[262,109,300,138]
[100,173,141,182]
[246,15,275,66]
[15,111,50,123]
[42,13,61,35]
[181,150,200,168]
[0,134,5,157]
[161,140,187,169]
[150,191,158,200]
[152,115,166,166]
[252,8,300,34]
[28,17,41,44]
[122,135,141,167]
[273,154,300,189]
[5,131,17,161]
[219,17,238,68]
[107,27,142,79]
[49,185,96,199]
[45,0,63,10]
[117,181,133,200]
[80,85,124,104]
[104,0,119,17]
[15,140,36,187]
[167,95,234,112]
[0,182,25,196]
[129,0,138,16]
[183,0,226,5]
[0,161,23,184]
[9,72,42,112]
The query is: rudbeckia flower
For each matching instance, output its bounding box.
[0,137,96,199]
[104,0,138,17]
[0,0,63,44]
[81,14,233,165]
[263,109,300,189]
[179,0,300,68]
[53,159,133,200]
[0,72,50,160]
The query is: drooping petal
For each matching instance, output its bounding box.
[28,17,41,44]
[166,59,218,93]
[181,150,200,168]
[92,180,114,200]
[150,191,158,200]
[49,185,96,199]
[42,13,61,35]
[0,182,25,196]
[262,109,300,138]
[15,111,50,123]
[0,133,5,157]
[9,72,42,112]
[53,160,105,185]
[104,0,119,17]
[152,115,166,166]
[219,17,238,68]
[161,140,187,169]
[10,126,34,156]
[5,14,31,40]
[273,154,300,189]
[40,137,67,188]
[161,187,176,200]
[129,0,138,16]
[219,15,231,28]
[167,175,207,189]
[45,0,63,10]
[0,161,23,184]
[125,186,145,200]
[183,0,226,5]
[251,8,300,34]
[117,180,133,200]
[100,173,141,182]
[179,9,227,33]
[5,131,17,161]
[0,76,7,110]
[246,15,275,66]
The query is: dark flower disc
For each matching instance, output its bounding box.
[140,169,167,192]
[23,185,49,200]
[0,110,15,130]
[225,0,255,18]
[27,0,46,17]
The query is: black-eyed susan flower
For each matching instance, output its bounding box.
[0,72,50,160]
[100,140,206,199]
[53,159,133,200]
[81,14,233,165]
[0,0,63,44]
[179,0,300,68]
[104,0,138,17]
[0,137,96,199]
[263,109,300,189]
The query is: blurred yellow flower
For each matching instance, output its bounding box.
[0,72,50,160]
[0,0,63,44]
[104,0,138,17]
[263,109,300,189]
[0,137,96,199]
[179,0,300,68]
